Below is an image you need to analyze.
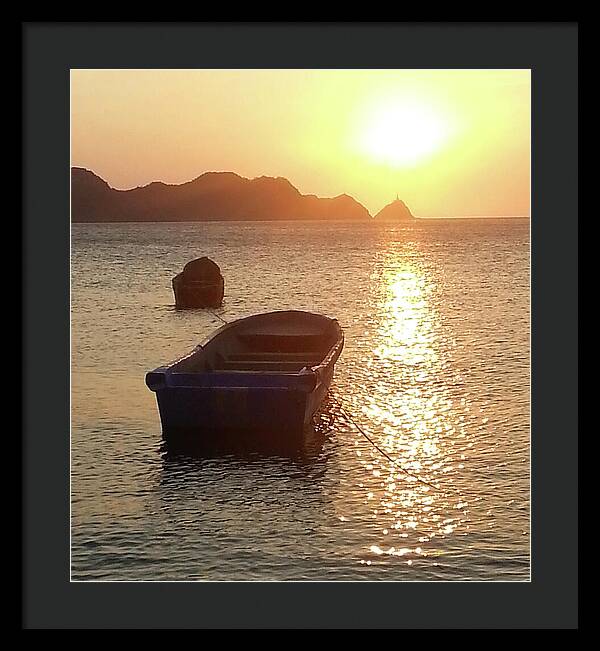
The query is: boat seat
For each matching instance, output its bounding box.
[227,352,322,364]
[217,360,315,372]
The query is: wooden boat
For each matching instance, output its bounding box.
[172,257,224,309]
[146,310,344,445]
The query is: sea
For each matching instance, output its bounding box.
[71,218,530,581]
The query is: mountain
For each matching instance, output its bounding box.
[71,168,372,222]
[374,198,416,221]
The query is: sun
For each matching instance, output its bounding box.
[358,99,451,167]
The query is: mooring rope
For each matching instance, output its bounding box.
[330,394,494,503]
[331,395,445,493]
[209,310,229,326]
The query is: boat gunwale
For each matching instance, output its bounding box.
[146,311,344,389]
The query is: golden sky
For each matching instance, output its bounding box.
[71,69,530,217]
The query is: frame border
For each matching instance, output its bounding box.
[23,22,577,629]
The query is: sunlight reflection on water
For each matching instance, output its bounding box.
[335,246,476,567]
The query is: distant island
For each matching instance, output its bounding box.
[71,168,417,223]
[374,198,415,221]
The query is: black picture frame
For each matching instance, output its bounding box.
[22,22,578,629]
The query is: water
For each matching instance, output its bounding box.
[71,219,530,581]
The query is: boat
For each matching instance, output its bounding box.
[146,310,344,446]
[172,257,224,309]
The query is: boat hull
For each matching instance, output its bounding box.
[146,310,342,449]
[154,364,333,443]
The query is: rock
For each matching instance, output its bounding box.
[172,257,225,309]
[182,257,222,281]
[374,199,416,221]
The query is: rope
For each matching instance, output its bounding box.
[209,310,229,325]
[331,395,495,503]
[331,395,445,493]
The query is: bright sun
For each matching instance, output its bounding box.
[359,99,451,167]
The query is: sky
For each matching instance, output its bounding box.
[71,69,530,217]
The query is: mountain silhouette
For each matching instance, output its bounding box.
[71,168,373,222]
[373,198,416,221]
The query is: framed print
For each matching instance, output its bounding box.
[22,21,578,629]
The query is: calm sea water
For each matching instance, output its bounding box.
[71,219,530,581]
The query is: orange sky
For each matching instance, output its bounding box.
[71,69,530,217]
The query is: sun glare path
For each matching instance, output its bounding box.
[343,249,472,565]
